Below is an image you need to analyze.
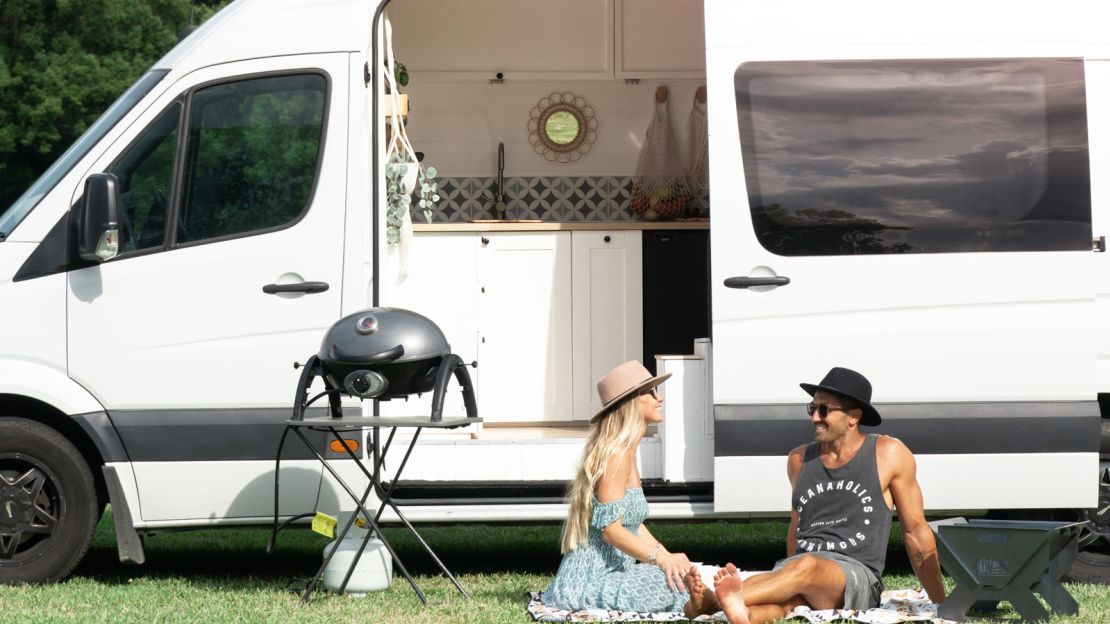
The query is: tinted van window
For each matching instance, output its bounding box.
[177,74,326,244]
[735,59,1091,255]
[110,103,180,253]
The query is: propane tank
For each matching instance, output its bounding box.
[322,526,393,595]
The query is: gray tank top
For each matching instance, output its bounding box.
[792,434,893,578]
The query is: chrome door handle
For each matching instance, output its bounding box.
[724,276,790,289]
[262,281,330,294]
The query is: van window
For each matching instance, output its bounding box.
[735,59,1091,255]
[177,74,326,244]
[110,104,181,253]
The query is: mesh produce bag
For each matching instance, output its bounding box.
[630,87,693,220]
[687,86,709,195]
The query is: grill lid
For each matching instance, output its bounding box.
[318,307,449,365]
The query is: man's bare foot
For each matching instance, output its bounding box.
[714,563,751,624]
[683,565,721,618]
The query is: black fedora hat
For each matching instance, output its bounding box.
[800,367,881,426]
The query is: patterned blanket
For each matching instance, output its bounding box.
[527,588,954,623]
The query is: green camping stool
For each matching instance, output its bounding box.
[931,518,1086,623]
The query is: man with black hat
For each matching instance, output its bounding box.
[685,367,945,624]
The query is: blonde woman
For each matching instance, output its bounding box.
[543,361,701,615]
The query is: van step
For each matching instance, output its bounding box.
[384,479,713,506]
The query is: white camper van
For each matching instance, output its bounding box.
[0,0,1105,585]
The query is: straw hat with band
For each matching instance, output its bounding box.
[799,366,881,426]
[591,360,671,423]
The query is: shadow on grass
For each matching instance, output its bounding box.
[73,511,922,589]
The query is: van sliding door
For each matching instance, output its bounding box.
[708,56,1098,513]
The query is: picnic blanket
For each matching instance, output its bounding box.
[527,586,954,623]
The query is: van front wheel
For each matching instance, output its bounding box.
[1065,462,1110,583]
[0,418,98,584]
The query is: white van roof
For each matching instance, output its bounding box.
[154,0,373,74]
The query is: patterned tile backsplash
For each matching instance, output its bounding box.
[410,176,709,223]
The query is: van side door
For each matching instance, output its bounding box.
[708,55,1098,513]
[67,54,349,522]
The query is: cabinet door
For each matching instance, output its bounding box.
[478,232,573,423]
[380,233,480,420]
[572,231,643,420]
[616,0,706,78]
[389,0,613,80]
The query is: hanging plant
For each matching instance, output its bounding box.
[385,159,412,247]
[416,166,439,223]
[383,17,441,257]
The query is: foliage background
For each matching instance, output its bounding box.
[0,0,228,211]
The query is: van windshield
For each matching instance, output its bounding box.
[0,69,169,240]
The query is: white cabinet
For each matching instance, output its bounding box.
[389,0,706,81]
[616,0,706,78]
[388,0,613,80]
[571,230,644,420]
[379,233,479,419]
[389,229,643,424]
[477,232,574,423]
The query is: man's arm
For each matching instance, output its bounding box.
[785,446,805,557]
[882,437,945,603]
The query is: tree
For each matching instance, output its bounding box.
[0,0,227,211]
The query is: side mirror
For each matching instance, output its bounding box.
[77,173,122,262]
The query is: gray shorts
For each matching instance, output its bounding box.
[773,551,883,610]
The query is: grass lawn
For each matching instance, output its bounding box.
[2,512,1107,623]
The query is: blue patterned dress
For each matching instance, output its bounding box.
[543,487,688,613]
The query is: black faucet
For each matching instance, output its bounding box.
[494,142,506,220]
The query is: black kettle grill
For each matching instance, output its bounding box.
[291,307,477,422]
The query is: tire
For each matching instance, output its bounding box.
[1066,550,1110,583]
[0,417,98,584]
[1064,451,1110,583]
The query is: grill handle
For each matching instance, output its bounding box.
[327,344,405,364]
[430,354,478,422]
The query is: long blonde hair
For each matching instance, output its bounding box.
[560,395,647,553]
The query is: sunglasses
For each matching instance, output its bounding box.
[640,387,661,399]
[806,403,850,418]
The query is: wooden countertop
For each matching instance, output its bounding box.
[414,219,709,232]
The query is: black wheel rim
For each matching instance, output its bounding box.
[1072,464,1110,560]
[0,454,62,561]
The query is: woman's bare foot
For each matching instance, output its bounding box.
[714,563,751,624]
[683,565,721,618]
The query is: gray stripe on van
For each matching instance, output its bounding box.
[109,407,361,462]
[714,401,1099,456]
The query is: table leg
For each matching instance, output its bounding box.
[298,429,427,604]
[373,428,422,524]
[936,535,983,623]
[376,496,469,597]
[1037,534,1080,616]
[368,429,468,597]
[1005,588,1052,623]
[1034,576,1079,617]
[937,585,983,622]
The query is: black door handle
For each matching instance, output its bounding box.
[724,276,790,289]
[263,281,330,294]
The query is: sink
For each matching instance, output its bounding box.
[467,219,543,224]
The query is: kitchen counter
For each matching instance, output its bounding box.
[414,219,709,232]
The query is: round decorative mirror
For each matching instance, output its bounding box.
[528,92,597,163]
